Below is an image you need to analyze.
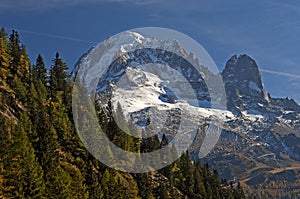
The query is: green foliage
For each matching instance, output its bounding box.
[50,52,68,92]
[49,52,72,109]
[0,28,11,83]
[1,114,45,198]
[11,75,27,103]
[32,54,47,86]
[8,30,30,84]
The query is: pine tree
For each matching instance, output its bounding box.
[86,159,103,199]
[11,75,27,103]
[193,161,206,198]
[134,173,154,199]
[0,28,11,84]
[1,114,45,198]
[8,30,21,76]
[0,114,10,197]
[49,52,72,112]
[101,169,111,199]
[19,44,30,82]
[210,169,221,199]
[50,91,73,150]
[8,31,30,83]
[60,161,88,199]
[178,151,194,197]
[43,82,88,198]
[106,113,135,153]
[170,162,183,188]
[28,77,49,152]
[159,134,173,180]
[50,52,68,91]
[0,27,8,39]
[141,134,161,153]
[40,126,74,198]
[32,54,47,85]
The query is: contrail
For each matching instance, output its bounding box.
[260,68,300,79]
[6,27,97,44]
[216,61,300,79]
[5,29,300,80]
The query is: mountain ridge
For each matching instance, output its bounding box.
[74,32,300,198]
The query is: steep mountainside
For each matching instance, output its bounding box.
[74,32,300,198]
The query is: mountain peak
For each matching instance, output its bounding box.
[222,54,270,112]
[224,54,258,75]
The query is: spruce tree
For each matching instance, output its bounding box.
[8,30,21,76]
[32,54,47,86]
[11,75,27,103]
[134,173,154,199]
[8,31,30,84]
[159,134,173,180]
[18,44,30,82]
[40,126,73,198]
[193,161,206,198]
[0,29,11,84]
[0,27,8,39]
[178,151,194,197]
[50,52,68,92]
[86,160,103,199]
[101,169,111,199]
[2,114,45,198]
[49,52,73,112]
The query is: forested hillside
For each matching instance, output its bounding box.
[0,28,248,199]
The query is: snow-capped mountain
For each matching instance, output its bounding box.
[73,32,300,192]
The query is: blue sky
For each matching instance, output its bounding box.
[1,0,300,102]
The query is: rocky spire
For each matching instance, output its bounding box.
[222,54,270,112]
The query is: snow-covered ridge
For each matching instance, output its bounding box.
[73,31,300,184]
[73,31,212,92]
[111,65,231,121]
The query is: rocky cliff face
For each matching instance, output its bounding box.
[222,54,270,113]
[74,32,300,197]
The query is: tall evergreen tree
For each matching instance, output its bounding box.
[11,75,27,103]
[18,44,30,82]
[0,28,11,83]
[193,161,206,198]
[101,169,112,199]
[0,27,8,39]
[49,52,69,95]
[8,30,21,76]
[8,31,30,83]
[1,114,45,198]
[40,125,74,198]
[86,160,103,199]
[49,52,72,111]
[32,54,47,85]
[178,151,194,197]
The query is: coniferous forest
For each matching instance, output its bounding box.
[0,28,249,198]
